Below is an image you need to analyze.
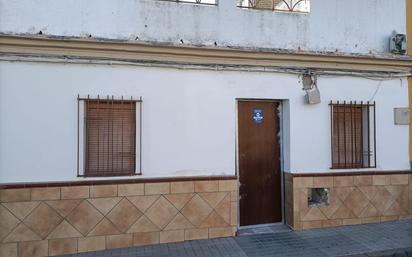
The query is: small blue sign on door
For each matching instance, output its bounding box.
[252,109,264,124]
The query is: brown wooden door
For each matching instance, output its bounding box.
[238,100,282,226]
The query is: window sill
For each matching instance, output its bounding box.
[78,173,142,178]
[329,167,378,171]
[290,170,411,178]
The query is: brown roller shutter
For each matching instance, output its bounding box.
[332,105,363,169]
[85,100,136,176]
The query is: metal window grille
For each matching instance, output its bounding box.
[77,95,142,177]
[330,101,376,169]
[158,0,217,5]
[237,0,310,12]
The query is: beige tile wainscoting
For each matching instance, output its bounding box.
[285,172,412,230]
[0,178,237,257]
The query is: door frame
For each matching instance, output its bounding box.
[235,98,286,229]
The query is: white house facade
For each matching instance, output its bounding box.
[0,0,411,256]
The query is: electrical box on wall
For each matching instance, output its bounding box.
[390,32,407,55]
[305,87,321,105]
[394,108,409,125]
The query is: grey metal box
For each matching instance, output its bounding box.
[305,88,321,105]
[394,108,409,125]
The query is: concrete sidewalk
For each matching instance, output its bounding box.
[60,220,412,257]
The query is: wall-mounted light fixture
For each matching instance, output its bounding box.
[302,71,321,105]
[302,72,314,91]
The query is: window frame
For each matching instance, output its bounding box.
[329,101,376,170]
[77,96,143,177]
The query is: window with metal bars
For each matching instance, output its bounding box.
[77,96,142,177]
[237,0,310,13]
[330,101,376,169]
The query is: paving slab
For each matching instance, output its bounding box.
[59,220,412,257]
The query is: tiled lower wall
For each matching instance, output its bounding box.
[0,179,237,257]
[285,173,412,230]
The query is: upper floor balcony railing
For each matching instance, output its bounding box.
[237,0,310,13]
[159,0,310,12]
[159,0,217,5]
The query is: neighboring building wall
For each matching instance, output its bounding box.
[408,0,412,167]
[0,62,409,183]
[0,0,406,55]
[285,172,412,230]
[0,179,237,256]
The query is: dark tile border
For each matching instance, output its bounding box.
[289,170,411,177]
[0,175,237,189]
[3,170,410,189]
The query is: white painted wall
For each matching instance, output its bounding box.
[0,0,406,54]
[0,62,409,183]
